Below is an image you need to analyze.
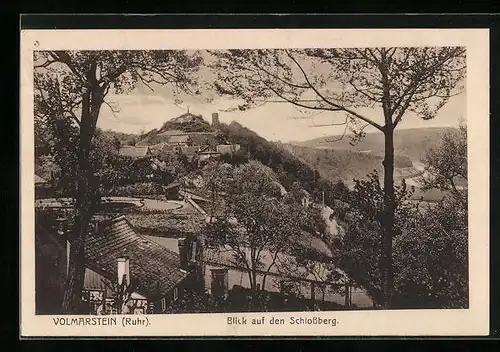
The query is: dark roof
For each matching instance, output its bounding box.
[84,215,188,301]
[119,146,151,158]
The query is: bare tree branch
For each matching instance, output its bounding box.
[285,50,384,131]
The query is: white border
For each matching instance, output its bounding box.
[20,28,490,337]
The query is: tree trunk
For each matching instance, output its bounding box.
[61,81,104,314]
[61,165,94,313]
[382,128,395,309]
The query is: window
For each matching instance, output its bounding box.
[173,288,178,301]
[210,268,229,297]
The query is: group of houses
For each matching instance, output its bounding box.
[118,112,241,167]
[34,111,373,315]
[35,205,370,316]
[35,211,206,315]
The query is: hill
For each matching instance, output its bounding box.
[292,127,458,161]
[284,144,414,184]
[158,112,214,133]
[216,122,350,205]
[131,112,220,147]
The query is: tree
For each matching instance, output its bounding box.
[419,123,467,206]
[206,161,303,291]
[334,172,417,306]
[34,50,203,313]
[200,161,234,222]
[393,123,468,308]
[211,47,466,307]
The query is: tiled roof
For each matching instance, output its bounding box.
[119,146,151,158]
[85,215,188,301]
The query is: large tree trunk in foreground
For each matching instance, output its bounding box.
[61,81,103,314]
[382,128,395,308]
[61,181,93,314]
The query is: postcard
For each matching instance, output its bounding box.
[20,27,490,337]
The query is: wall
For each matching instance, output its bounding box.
[35,230,67,314]
[203,264,373,308]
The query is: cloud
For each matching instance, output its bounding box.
[97,92,465,141]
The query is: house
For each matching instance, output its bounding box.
[300,189,313,208]
[35,212,203,315]
[118,146,152,159]
[167,135,193,147]
[179,146,200,159]
[216,144,241,155]
[145,236,373,308]
[35,174,53,199]
[198,145,220,164]
[151,158,167,172]
[164,181,182,200]
[149,142,167,156]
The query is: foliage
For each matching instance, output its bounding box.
[218,121,348,208]
[334,165,468,308]
[34,49,204,313]
[210,47,466,307]
[419,123,467,204]
[199,161,234,219]
[206,161,304,291]
[158,112,215,133]
[286,144,413,183]
[393,195,468,308]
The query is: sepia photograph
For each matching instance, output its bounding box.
[20,28,489,336]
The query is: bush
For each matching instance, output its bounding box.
[108,182,163,197]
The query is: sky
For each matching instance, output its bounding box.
[95,50,465,142]
[97,89,465,143]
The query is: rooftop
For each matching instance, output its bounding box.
[119,146,151,158]
[35,174,48,185]
[85,215,188,301]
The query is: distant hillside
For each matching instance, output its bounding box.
[158,112,214,133]
[101,130,138,146]
[285,144,414,184]
[132,112,220,146]
[217,122,348,205]
[293,127,458,161]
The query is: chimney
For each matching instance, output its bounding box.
[56,216,68,237]
[89,218,100,235]
[212,112,220,126]
[178,238,189,270]
[117,257,130,287]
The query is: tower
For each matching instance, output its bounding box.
[212,112,220,126]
